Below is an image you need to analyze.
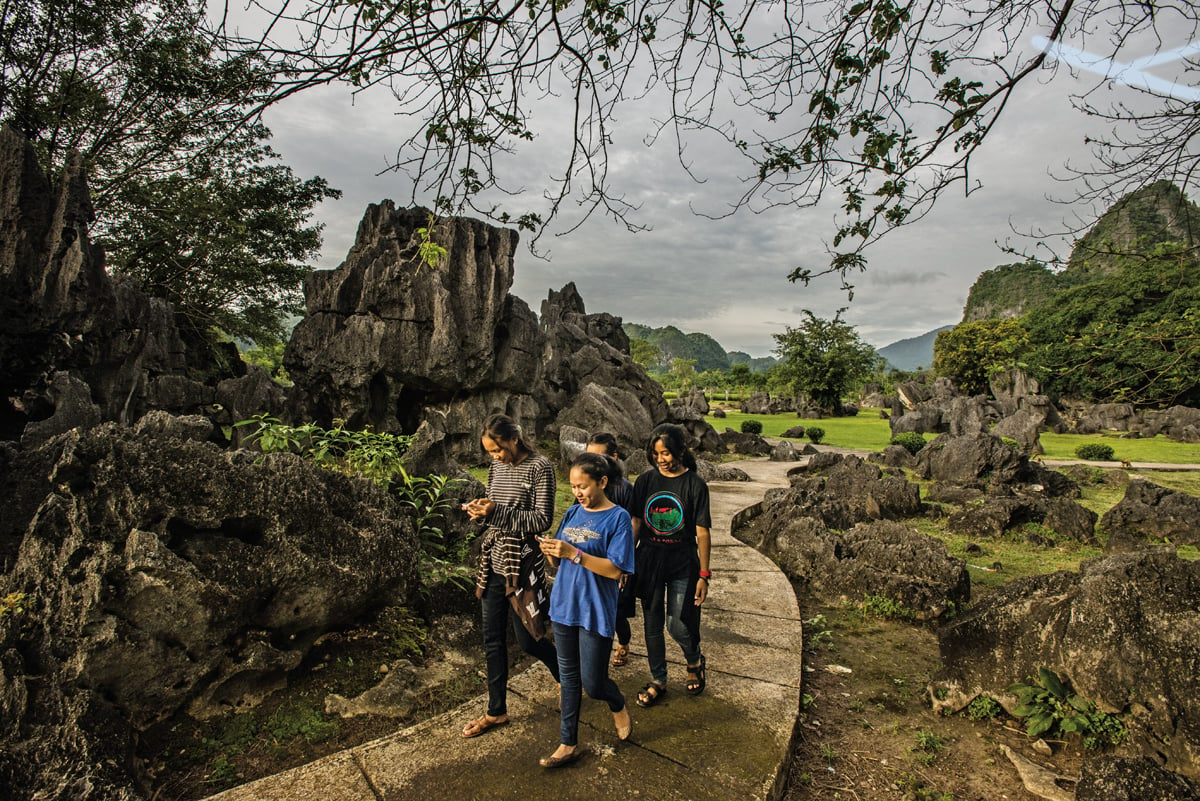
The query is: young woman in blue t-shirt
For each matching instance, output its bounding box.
[537,452,636,768]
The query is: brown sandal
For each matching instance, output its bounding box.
[461,714,509,738]
[612,643,630,667]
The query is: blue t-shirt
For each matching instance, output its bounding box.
[548,504,636,637]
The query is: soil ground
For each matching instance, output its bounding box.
[783,589,1083,801]
[144,589,1088,801]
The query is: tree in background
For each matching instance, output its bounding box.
[666,358,697,392]
[629,337,663,371]
[932,319,1030,396]
[773,311,881,411]
[231,0,1199,284]
[0,0,339,345]
[1023,243,1200,407]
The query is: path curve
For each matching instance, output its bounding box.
[205,457,802,801]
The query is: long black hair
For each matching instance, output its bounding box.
[644,423,697,471]
[481,413,537,455]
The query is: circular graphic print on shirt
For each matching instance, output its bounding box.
[645,492,685,535]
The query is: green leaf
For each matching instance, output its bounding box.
[1038,668,1067,700]
[1026,714,1055,738]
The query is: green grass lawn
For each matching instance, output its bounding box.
[708,409,893,450]
[1039,432,1200,464]
[707,409,1200,465]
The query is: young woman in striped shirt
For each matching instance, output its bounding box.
[460,414,561,738]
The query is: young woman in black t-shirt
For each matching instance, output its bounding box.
[630,423,712,707]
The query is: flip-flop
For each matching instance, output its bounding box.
[461,715,509,738]
[636,682,666,708]
[685,654,706,696]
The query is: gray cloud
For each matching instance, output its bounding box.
[264,42,1124,357]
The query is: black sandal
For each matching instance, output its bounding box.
[636,682,666,708]
[685,654,706,696]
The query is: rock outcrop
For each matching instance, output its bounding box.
[284,204,668,469]
[1100,479,1200,547]
[931,548,1200,779]
[0,126,245,445]
[0,415,420,799]
[737,516,969,620]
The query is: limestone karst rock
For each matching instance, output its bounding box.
[931,548,1200,779]
[0,414,419,799]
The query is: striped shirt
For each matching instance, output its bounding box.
[475,452,556,592]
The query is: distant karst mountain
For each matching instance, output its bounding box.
[877,326,954,371]
[961,181,1200,323]
[623,323,776,372]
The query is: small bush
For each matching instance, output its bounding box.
[859,594,916,622]
[891,432,927,456]
[741,419,763,435]
[805,426,826,444]
[965,695,1003,720]
[1075,443,1115,461]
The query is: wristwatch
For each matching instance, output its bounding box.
[570,549,583,565]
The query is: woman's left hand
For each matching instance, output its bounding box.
[694,577,708,606]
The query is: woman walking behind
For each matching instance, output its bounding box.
[537,452,636,767]
[584,433,637,667]
[461,414,560,738]
[631,423,712,708]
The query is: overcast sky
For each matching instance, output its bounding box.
[259,19,1182,357]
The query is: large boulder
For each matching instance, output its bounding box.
[1076,756,1200,801]
[750,453,922,532]
[947,495,1096,543]
[989,368,1041,416]
[719,428,773,455]
[931,548,1200,778]
[738,517,969,620]
[1100,479,1200,547]
[914,432,1025,488]
[0,416,420,799]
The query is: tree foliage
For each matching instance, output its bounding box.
[932,318,1030,396]
[229,0,1200,282]
[0,0,339,344]
[773,311,881,410]
[1022,243,1200,407]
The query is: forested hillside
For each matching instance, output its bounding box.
[623,323,737,371]
[948,182,1200,407]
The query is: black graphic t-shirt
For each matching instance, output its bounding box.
[632,468,712,547]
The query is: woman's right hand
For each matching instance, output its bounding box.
[463,498,494,520]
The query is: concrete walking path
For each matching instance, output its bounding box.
[205,457,803,801]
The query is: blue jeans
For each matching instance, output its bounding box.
[481,571,559,717]
[553,622,626,746]
[642,574,702,685]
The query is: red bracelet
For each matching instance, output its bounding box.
[698,570,712,579]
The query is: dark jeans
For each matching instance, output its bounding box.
[642,574,702,685]
[553,622,626,746]
[481,571,559,717]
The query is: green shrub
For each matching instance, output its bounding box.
[964,695,1003,720]
[859,594,916,622]
[741,419,763,435]
[890,432,927,455]
[805,426,826,444]
[1075,443,1115,461]
[1008,667,1127,747]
